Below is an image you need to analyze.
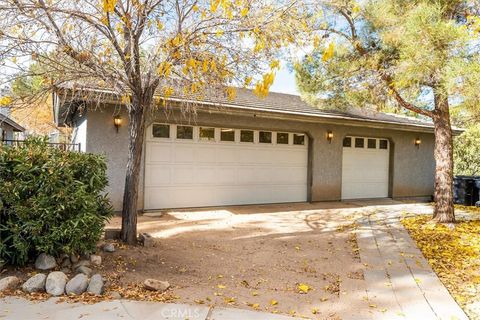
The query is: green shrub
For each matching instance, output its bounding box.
[0,137,112,265]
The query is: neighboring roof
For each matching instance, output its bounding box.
[0,112,25,132]
[54,84,452,133]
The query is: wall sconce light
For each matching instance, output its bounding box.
[327,131,333,143]
[414,137,421,148]
[114,115,122,133]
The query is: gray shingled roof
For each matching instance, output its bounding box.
[180,87,435,128]
[55,84,438,130]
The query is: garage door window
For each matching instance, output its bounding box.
[379,139,389,149]
[240,130,254,143]
[343,137,352,147]
[355,138,364,148]
[221,129,235,142]
[368,139,377,149]
[200,127,215,141]
[277,132,289,144]
[152,124,170,138]
[177,126,193,139]
[294,134,305,145]
[259,131,272,143]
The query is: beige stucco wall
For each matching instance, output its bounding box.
[84,103,435,211]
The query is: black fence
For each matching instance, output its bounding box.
[453,176,480,207]
[1,139,81,152]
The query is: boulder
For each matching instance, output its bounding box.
[139,233,155,248]
[0,276,21,292]
[35,253,57,271]
[22,274,47,293]
[72,260,90,269]
[143,279,170,292]
[45,271,67,296]
[103,243,115,253]
[61,258,72,269]
[87,274,104,295]
[76,266,93,277]
[70,254,79,264]
[65,274,88,295]
[90,255,102,266]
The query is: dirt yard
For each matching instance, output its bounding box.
[105,202,370,319]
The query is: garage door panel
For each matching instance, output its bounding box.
[174,145,196,163]
[147,144,172,163]
[171,166,196,184]
[196,145,218,163]
[145,165,171,186]
[342,137,390,200]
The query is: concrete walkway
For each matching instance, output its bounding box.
[0,296,300,320]
[352,203,467,320]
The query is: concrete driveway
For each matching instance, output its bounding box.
[0,200,466,320]
[106,200,467,319]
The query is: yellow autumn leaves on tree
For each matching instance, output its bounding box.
[102,0,117,13]
[322,42,335,62]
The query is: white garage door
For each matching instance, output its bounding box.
[341,136,390,200]
[144,123,308,210]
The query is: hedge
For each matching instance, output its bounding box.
[0,137,112,266]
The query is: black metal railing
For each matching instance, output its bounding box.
[1,140,81,152]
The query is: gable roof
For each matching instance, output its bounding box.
[54,84,455,133]
[0,112,25,132]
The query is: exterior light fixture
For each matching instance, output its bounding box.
[114,115,122,133]
[415,137,421,148]
[327,131,333,143]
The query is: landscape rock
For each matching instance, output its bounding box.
[143,279,170,292]
[0,276,21,292]
[35,253,57,271]
[103,243,115,253]
[60,268,71,274]
[22,273,47,293]
[139,233,155,248]
[110,291,122,299]
[76,266,93,277]
[87,274,104,295]
[90,255,102,266]
[61,258,72,269]
[72,260,90,269]
[70,254,79,264]
[65,274,88,295]
[45,271,67,296]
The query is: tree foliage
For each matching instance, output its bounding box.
[295,0,479,114]
[0,0,304,104]
[454,125,480,176]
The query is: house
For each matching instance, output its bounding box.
[0,108,25,141]
[53,87,450,212]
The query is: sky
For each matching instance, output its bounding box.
[269,65,299,95]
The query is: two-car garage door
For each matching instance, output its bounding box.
[144,124,308,210]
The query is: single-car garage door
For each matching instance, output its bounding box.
[144,123,308,210]
[341,136,390,199]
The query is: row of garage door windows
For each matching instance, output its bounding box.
[344,137,389,149]
[152,123,306,145]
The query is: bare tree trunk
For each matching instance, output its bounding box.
[432,92,455,223]
[121,96,147,244]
